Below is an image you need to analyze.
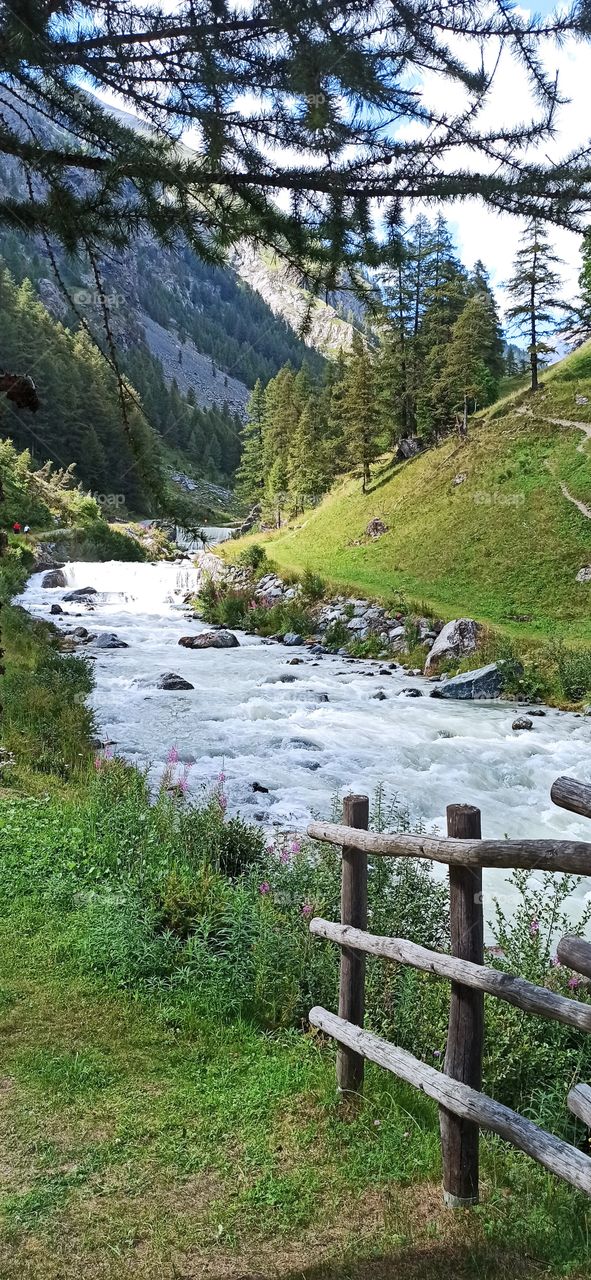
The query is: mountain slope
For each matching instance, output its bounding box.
[233,344,591,646]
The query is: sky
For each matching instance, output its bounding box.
[437,3,591,321]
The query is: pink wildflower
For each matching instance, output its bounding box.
[551,955,561,967]
[280,849,291,864]
[259,882,271,895]
[301,902,313,917]
[530,919,540,936]
[569,975,581,990]
[166,746,179,766]
[93,756,102,771]
[290,839,302,855]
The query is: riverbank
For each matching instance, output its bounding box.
[3,553,591,1274]
[203,546,591,712]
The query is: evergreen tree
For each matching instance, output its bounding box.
[505,220,569,392]
[436,294,502,436]
[234,380,266,507]
[263,367,297,525]
[288,395,327,512]
[567,230,591,345]
[342,333,380,492]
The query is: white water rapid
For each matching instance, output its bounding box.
[19,558,591,926]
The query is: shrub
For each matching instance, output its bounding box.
[237,543,269,573]
[323,618,350,651]
[554,644,591,702]
[403,615,421,650]
[300,569,326,603]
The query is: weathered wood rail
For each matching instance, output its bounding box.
[307,773,591,1206]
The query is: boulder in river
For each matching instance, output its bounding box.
[156,672,195,691]
[94,632,129,650]
[49,603,63,615]
[42,569,67,588]
[283,632,304,646]
[63,586,98,602]
[431,663,503,701]
[425,618,480,672]
[512,716,533,731]
[73,626,89,639]
[401,687,423,697]
[178,631,239,649]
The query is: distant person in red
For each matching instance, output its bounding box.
[12,522,21,534]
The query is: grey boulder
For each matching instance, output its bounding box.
[49,603,63,615]
[431,663,503,701]
[63,586,98,602]
[94,632,129,649]
[42,569,67,588]
[178,631,239,649]
[283,632,304,646]
[156,672,195,691]
[425,618,481,672]
[512,716,533,731]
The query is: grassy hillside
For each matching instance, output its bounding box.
[232,344,591,647]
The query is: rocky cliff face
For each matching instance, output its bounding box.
[232,243,357,358]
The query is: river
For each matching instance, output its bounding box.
[18,557,591,926]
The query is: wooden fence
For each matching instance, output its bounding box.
[307,775,591,1206]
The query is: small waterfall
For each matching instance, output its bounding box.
[62,559,205,610]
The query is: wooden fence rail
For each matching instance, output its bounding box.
[307,774,591,1207]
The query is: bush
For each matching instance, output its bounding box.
[323,618,350,651]
[237,543,269,573]
[300,569,327,603]
[554,644,591,702]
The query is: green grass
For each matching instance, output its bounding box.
[0,909,589,1279]
[228,344,591,649]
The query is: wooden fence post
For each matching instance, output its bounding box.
[337,794,369,1097]
[440,804,484,1207]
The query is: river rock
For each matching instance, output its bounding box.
[156,672,195,690]
[63,586,98,602]
[42,569,67,588]
[94,632,129,649]
[73,626,89,639]
[283,632,304,646]
[512,716,533,731]
[431,662,503,701]
[178,631,239,649]
[401,688,423,697]
[424,618,481,672]
[372,691,387,700]
[49,603,63,615]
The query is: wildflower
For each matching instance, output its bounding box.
[266,843,275,855]
[551,955,561,967]
[433,1049,441,1058]
[301,902,313,917]
[280,849,291,864]
[166,745,179,765]
[529,919,540,936]
[217,792,227,812]
[569,975,581,990]
[259,882,271,895]
[93,755,102,771]
[217,770,226,783]
[290,839,302,855]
